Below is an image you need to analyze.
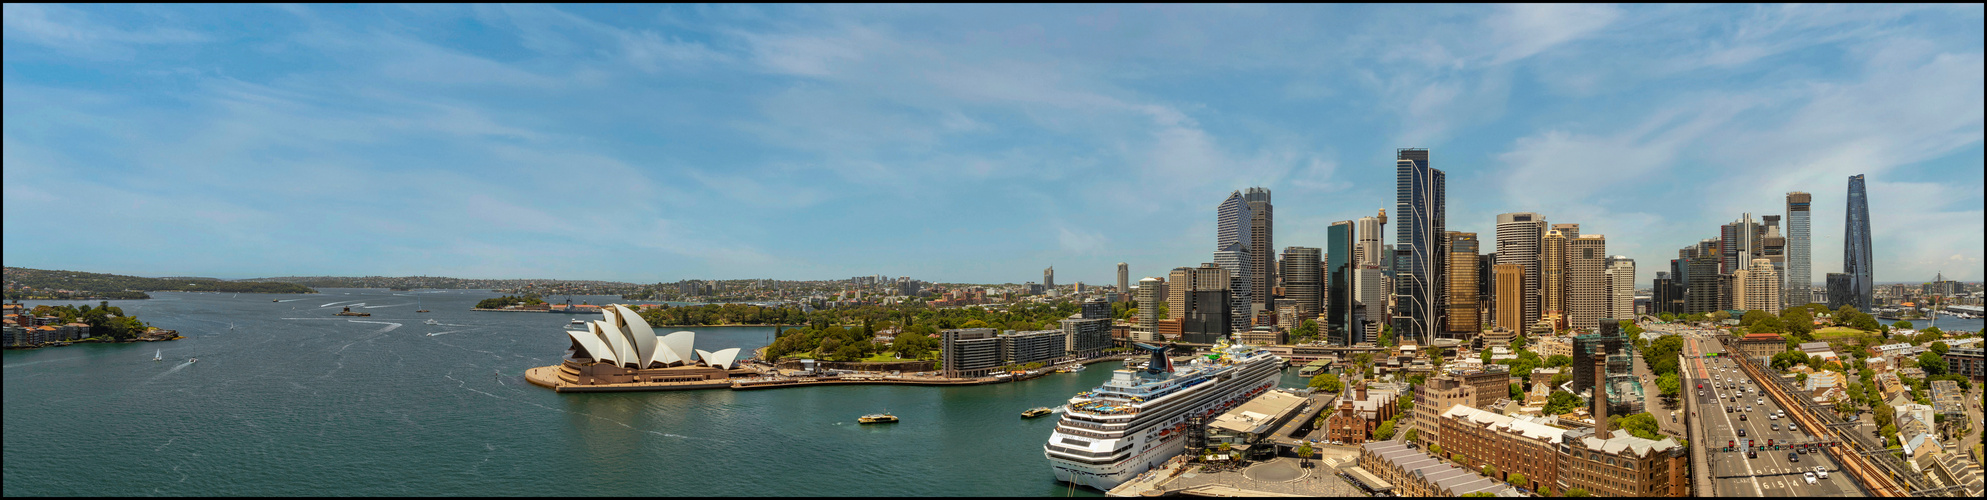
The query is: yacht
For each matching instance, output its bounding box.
[1044,339,1283,491]
[569,318,586,326]
[154,349,163,362]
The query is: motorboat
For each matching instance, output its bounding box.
[425,319,441,326]
[858,413,899,424]
[1023,407,1053,418]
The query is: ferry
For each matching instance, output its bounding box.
[858,413,899,424]
[1044,339,1283,491]
[1023,407,1054,418]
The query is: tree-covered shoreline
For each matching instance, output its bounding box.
[4,267,315,300]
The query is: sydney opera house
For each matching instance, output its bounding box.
[553,304,748,388]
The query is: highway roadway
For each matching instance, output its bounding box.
[1683,332,1865,497]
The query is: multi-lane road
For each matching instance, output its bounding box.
[1682,332,1865,496]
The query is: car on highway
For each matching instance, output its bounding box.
[1804,471,1818,484]
[1771,423,1779,431]
[1740,413,1748,421]
[1790,423,1799,432]
[1789,452,1800,463]
[1815,466,1828,479]
[1739,428,1747,437]
[1749,449,1758,458]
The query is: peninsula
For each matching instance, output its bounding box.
[3,301,181,349]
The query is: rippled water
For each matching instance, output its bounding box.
[5,289,1265,496]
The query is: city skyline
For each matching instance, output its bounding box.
[4,4,1982,285]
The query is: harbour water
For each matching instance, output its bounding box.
[5,289,1245,496]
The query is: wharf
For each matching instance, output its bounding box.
[731,376,995,390]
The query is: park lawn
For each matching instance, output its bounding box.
[1815,326,1873,338]
[860,352,925,363]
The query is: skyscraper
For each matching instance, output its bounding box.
[1281,247,1322,319]
[1605,256,1635,321]
[1843,175,1873,312]
[1044,266,1055,290]
[1734,258,1782,315]
[1117,262,1130,303]
[1446,232,1480,334]
[1185,263,1232,343]
[1214,242,1252,334]
[1494,264,1524,329]
[1168,267,1196,321]
[1496,212,1546,330]
[1785,193,1811,307]
[1393,148,1445,346]
[1761,215,1786,276]
[1326,222,1356,345]
[1686,251,1720,314]
[1569,234,1607,330]
[1135,277,1166,341]
[1542,229,1569,326]
[1357,210,1387,267]
[1216,191,1253,324]
[1245,187,1274,316]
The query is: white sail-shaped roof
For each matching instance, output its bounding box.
[584,322,619,366]
[596,319,636,368]
[612,305,657,367]
[567,330,610,362]
[697,348,741,370]
[657,331,695,366]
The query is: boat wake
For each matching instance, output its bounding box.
[146,360,195,383]
[346,320,402,333]
[427,331,463,337]
[319,300,360,308]
[363,303,413,309]
[4,356,88,369]
[277,299,305,302]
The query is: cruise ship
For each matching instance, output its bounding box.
[1043,339,1283,491]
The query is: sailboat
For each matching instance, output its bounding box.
[154,349,163,362]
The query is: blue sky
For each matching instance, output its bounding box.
[4,4,1982,286]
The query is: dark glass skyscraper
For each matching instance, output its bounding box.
[1843,175,1873,312]
[1392,148,1445,346]
[1326,221,1355,345]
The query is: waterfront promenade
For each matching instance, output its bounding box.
[526,353,1144,394]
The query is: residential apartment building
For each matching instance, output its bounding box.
[940,328,1002,378]
[1733,257,1782,315]
[1605,256,1634,321]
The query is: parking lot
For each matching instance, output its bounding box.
[1686,335,1865,497]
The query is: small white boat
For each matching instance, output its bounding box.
[569,318,585,326]
[154,349,163,362]
[188,358,198,364]
[1068,364,1086,372]
[424,319,441,326]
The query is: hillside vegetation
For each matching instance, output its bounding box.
[4,267,316,299]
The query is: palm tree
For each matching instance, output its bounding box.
[1296,443,1315,467]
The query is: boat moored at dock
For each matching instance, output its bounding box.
[1043,339,1282,491]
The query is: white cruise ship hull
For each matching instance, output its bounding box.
[1043,353,1283,492]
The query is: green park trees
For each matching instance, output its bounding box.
[1544,391,1582,416]
[1310,373,1344,393]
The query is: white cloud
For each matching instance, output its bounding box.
[1485,4,1622,65]
[1,3,207,59]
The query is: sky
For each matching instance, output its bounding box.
[3,4,1982,286]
